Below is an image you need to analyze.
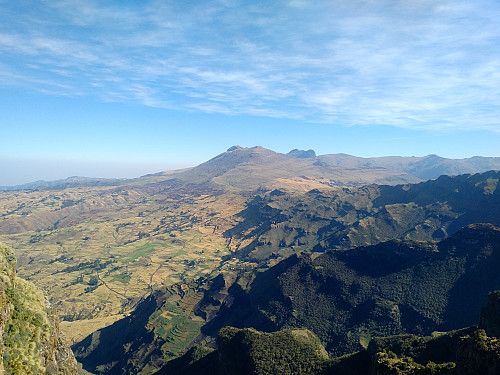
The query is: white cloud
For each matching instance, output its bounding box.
[0,0,499,131]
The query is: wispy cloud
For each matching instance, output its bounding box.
[1,0,499,131]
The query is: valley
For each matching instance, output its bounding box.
[0,181,247,343]
[1,146,500,374]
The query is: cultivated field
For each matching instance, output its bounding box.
[0,182,247,342]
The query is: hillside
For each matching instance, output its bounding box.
[203,224,500,356]
[157,327,329,375]
[225,170,500,262]
[156,290,500,375]
[0,242,78,374]
[0,148,499,374]
[72,224,500,373]
[71,273,238,374]
[0,169,498,363]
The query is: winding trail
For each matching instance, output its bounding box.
[96,272,129,300]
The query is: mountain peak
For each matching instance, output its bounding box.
[287,149,317,158]
[227,145,266,152]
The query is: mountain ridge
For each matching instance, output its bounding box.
[72,223,500,373]
[4,146,500,191]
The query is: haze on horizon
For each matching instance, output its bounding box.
[1,0,500,186]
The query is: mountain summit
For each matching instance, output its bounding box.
[3,146,500,192]
[160,146,500,192]
[168,146,420,190]
[287,149,317,158]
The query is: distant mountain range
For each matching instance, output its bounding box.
[3,146,500,191]
[164,146,500,190]
[0,176,124,191]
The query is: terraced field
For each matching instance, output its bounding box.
[0,182,247,342]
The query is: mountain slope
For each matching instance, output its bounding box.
[204,224,500,356]
[73,224,500,374]
[156,327,329,375]
[71,274,238,374]
[0,243,78,374]
[157,291,500,375]
[168,146,500,191]
[167,146,421,190]
[225,170,500,262]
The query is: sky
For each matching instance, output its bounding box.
[1,0,500,186]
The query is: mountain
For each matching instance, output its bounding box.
[165,146,420,191]
[287,148,317,158]
[156,327,329,375]
[156,290,500,375]
[0,168,498,372]
[3,147,499,192]
[0,147,499,374]
[166,146,500,191]
[316,153,500,181]
[203,224,500,356]
[155,326,499,375]
[0,176,125,191]
[0,242,78,374]
[225,170,500,262]
[72,223,500,373]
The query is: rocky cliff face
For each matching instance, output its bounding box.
[0,243,78,374]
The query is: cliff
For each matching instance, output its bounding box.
[0,243,78,374]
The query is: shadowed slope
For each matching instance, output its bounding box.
[204,224,500,356]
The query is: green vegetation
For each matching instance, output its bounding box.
[120,243,160,263]
[3,278,52,374]
[0,156,499,374]
[217,327,329,374]
[173,249,188,257]
[0,243,78,374]
[157,327,330,375]
[71,274,234,374]
[148,293,205,359]
[373,350,455,374]
[202,224,500,357]
[157,323,500,375]
[110,273,131,284]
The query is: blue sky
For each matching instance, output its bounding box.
[1,0,500,185]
